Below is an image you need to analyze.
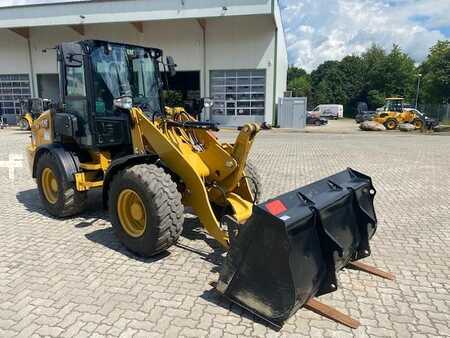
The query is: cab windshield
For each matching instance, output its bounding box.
[385,99,403,112]
[90,44,161,116]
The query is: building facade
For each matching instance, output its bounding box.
[0,0,287,126]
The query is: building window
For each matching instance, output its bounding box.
[210,70,265,117]
[0,74,31,115]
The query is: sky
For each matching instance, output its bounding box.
[279,0,450,72]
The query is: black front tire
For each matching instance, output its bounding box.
[20,119,30,130]
[108,164,184,257]
[244,160,263,204]
[384,118,398,130]
[36,152,87,217]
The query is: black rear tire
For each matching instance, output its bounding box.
[36,152,87,217]
[108,164,184,257]
[413,118,424,129]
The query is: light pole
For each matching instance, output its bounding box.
[415,73,422,108]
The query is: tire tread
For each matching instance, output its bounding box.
[109,164,184,257]
[36,152,87,218]
[245,159,263,204]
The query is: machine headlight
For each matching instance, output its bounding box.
[113,96,133,110]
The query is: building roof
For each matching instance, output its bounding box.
[0,0,275,29]
[0,0,91,8]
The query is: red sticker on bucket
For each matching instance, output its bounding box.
[265,200,288,215]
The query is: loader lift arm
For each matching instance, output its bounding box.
[130,108,260,249]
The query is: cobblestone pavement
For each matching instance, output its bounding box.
[0,127,449,337]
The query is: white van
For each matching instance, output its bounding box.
[310,104,344,119]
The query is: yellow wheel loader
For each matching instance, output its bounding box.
[373,97,424,130]
[19,98,51,130]
[28,40,393,329]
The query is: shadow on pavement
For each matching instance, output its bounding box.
[85,227,170,263]
[17,188,270,326]
[176,216,225,272]
[16,188,106,219]
[16,188,169,262]
[16,189,45,215]
[178,216,273,329]
[199,287,271,329]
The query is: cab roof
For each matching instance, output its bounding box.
[76,40,163,59]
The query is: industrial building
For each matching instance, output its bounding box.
[0,0,287,126]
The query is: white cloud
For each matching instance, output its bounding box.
[280,0,449,72]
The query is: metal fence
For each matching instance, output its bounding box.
[418,104,450,123]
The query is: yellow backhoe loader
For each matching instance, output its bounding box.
[373,97,424,130]
[19,97,51,130]
[28,40,393,330]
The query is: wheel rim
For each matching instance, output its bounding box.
[117,189,147,238]
[414,120,423,129]
[387,121,396,129]
[41,168,59,204]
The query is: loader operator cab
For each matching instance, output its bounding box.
[384,97,404,112]
[56,40,168,152]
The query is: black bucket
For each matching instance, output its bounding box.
[216,168,377,327]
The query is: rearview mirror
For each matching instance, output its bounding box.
[184,97,214,117]
[65,54,83,67]
[113,96,133,110]
[61,42,83,67]
[203,98,214,108]
[167,56,177,77]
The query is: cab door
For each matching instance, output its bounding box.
[54,42,94,147]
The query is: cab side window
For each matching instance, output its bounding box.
[66,66,86,97]
[64,62,90,142]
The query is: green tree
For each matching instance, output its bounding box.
[287,66,307,82]
[286,43,428,115]
[382,45,416,100]
[419,40,450,104]
[363,44,387,95]
[339,55,367,114]
[310,61,346,109]
[363,44,386,68]
[288,75,311,98]
[363,45,417,100]
[367,90,385,109]
[363,44,416,104]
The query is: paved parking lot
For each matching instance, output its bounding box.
[0,125,449,337]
